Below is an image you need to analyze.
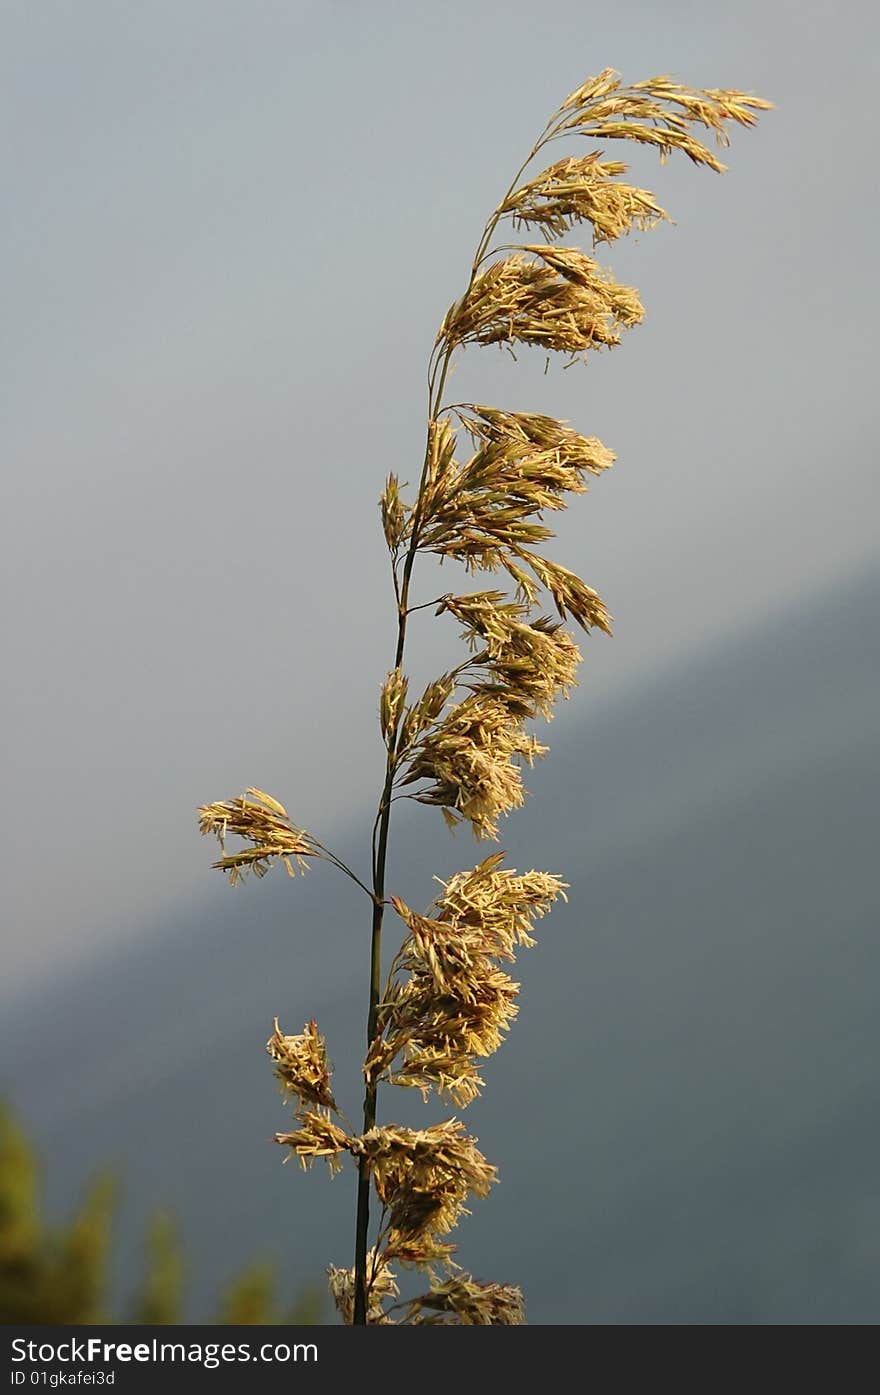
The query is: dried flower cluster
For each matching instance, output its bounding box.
[357,1120,496,1245]
[327,1252,399,1325]
[403,695,547,840]
[366,856,565,1108]
[198,788,316,884]
[198,66,768,1323]
[268,1019,337,1113]
[402,1275,526,1326]
[439,247,644,356]
[500,151,667,243]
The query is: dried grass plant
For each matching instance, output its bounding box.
[199,68,769,1325]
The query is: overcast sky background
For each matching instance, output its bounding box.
[2,0,878,998]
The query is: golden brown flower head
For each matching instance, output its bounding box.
[273,1111,351,1177]
[327,1251,399,1325]
[460,404,616,487]
[379,472,408,552]
[379,668,408,745]
[409,414,613,644]
[382,1231,459,1273]
[403,1274,525,1325]
[433,855,567,953]
[442,592,581,720]
[557,68,772,170]
[267,1018,336,1113]
[198,788,315,884]
[500,152,668,244]
[402,693,547,840]
[353,1120,497,1241]
[399,673,457,751]
[439,248,643,358]
[515,551,613,633]
[369,922,518,1108]
[367,858,566,1106]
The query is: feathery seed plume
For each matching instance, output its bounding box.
[267,1019,337,1114]
[402,693,547,840]
[403,1274,526,1325]
[198,788,315,884]
[353,1120,497,1241]
[328,1251,399,1325]
[273,1113,351,1176]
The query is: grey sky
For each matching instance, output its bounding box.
[2,0,877,994]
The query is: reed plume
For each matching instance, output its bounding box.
[198,66,769,1324]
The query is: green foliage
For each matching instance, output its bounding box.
[131,1211,184,1325]
[0,1101,322,1325]
[217,1261,276,1325]
[44,1173,117,1323]
[217,1261,324,1326]
[0,1104,116,1323]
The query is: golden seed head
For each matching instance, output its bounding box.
[197,788,314,884]
[273,1112,351,1176]
[403,1274,526,1325]
[402,692,548,841]
[327,1252,399,1325]
[354,1120,497,1242]
[367,858,566,1106]
[440,249,644,358]
[379,668,409,744]
[267,1018,337,1113]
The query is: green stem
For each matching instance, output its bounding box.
[352,589,410,1325]
[350,240,489,1330]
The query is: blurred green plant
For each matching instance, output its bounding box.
[0,1102,322,1325]
[217,1261,324,1326]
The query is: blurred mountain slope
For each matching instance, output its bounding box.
[2,562,877,1323]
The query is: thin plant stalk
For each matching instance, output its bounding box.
[198,66,770,1328]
